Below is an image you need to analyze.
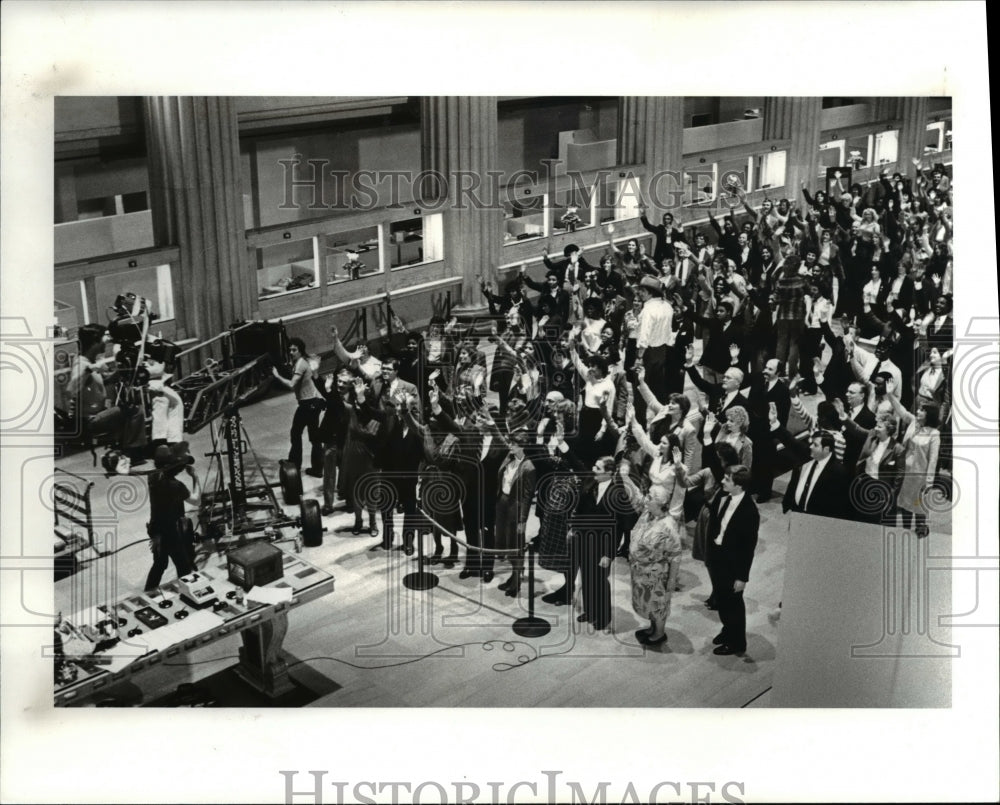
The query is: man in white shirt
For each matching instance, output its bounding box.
[634,275,675,407]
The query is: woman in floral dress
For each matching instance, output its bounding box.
[623,482,683,647]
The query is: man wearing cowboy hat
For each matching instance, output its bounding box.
[144,442,201,591]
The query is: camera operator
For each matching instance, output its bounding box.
[144,442,201,591]
[65,322,148,466]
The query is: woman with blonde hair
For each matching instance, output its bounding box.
[704,405,754,470]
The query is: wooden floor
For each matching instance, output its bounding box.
[52,358,950,708]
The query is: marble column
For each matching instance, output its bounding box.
[144,97,253,342]
[420,96,501,313]
[764,97,823,200]
[896,97,929,171]
[618,97,685,214]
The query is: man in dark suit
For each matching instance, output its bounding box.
[706,465,760,656]
[744,358,791,502]
[839,381,876,470]
[639,206,686,264]
[683,356,750,442]
[569,455,620,631]
[781,431,849,519]
[451,407,509,583]
[375,397,426,551]
[817,320,855,402]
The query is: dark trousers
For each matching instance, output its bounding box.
[144,532,194,592]
[289,399,324,471]
[852,474,899,525]
[573,537,613,627]
[799,327,823,392]
[322,445,341,507]
[750,428,779,497]
[775,319,805,378]
[643,344,670,406]
[384,479,419,547]
[462,495,494,573]
[707,560,746,651]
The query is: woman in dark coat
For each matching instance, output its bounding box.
[330,376,382,535]
[410,394,465,567]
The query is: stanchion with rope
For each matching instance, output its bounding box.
[405,509,553,639]
[511,540,551,638]
[402,523,440,591]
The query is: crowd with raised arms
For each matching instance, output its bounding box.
[278,157,953,654]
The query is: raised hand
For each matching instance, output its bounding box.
[330,325,339,340]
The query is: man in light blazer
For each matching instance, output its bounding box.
[369,359,419,413]
[706,465,760,656]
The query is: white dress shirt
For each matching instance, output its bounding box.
[501,456,525,495]
[795,454,831,509]
[865,439,890,479]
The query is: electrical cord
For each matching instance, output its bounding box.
[160,639,576,673]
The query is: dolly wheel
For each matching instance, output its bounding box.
[300,499,323,547]
[278,460,302,505]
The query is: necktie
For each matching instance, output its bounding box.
[716,494,732,541]
[870,361,883,382]
[799,460,819,509]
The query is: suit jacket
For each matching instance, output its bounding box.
[817,321,853,401]
[855,436,906,493]
[571,477,620,561]
[376,416,426,481]
[706,492,759,582]
[782,457,849,518]
[691,313,746,374]
[670,256,701,296]
[745,373,791,429]
[369,377,419,411]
